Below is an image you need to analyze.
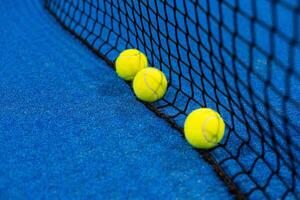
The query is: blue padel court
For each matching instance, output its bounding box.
[0,0,299,199]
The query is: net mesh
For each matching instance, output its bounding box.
[45,0,300,199]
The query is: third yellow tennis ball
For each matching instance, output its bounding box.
[184,108,225,149]
[133,67,168,102]
[115,49,148,81]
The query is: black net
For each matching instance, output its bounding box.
[45,0,300,199]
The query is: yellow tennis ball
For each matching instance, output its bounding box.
[184,108,225,149]
[133,67,168,102]
[115,49,148,81]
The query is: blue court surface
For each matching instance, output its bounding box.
[0,0,299,199]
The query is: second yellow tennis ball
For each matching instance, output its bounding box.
[115,49,148,81]
[184,108,225,149]
[133,67,168,102]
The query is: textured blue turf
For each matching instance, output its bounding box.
[0,0,232,199]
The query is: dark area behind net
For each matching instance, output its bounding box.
[45,0,300,199]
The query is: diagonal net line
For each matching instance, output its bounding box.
[45,0,300,199]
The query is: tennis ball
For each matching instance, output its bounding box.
[184,108,225,149]
[133,67,168,102]
[115,49,148,81]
